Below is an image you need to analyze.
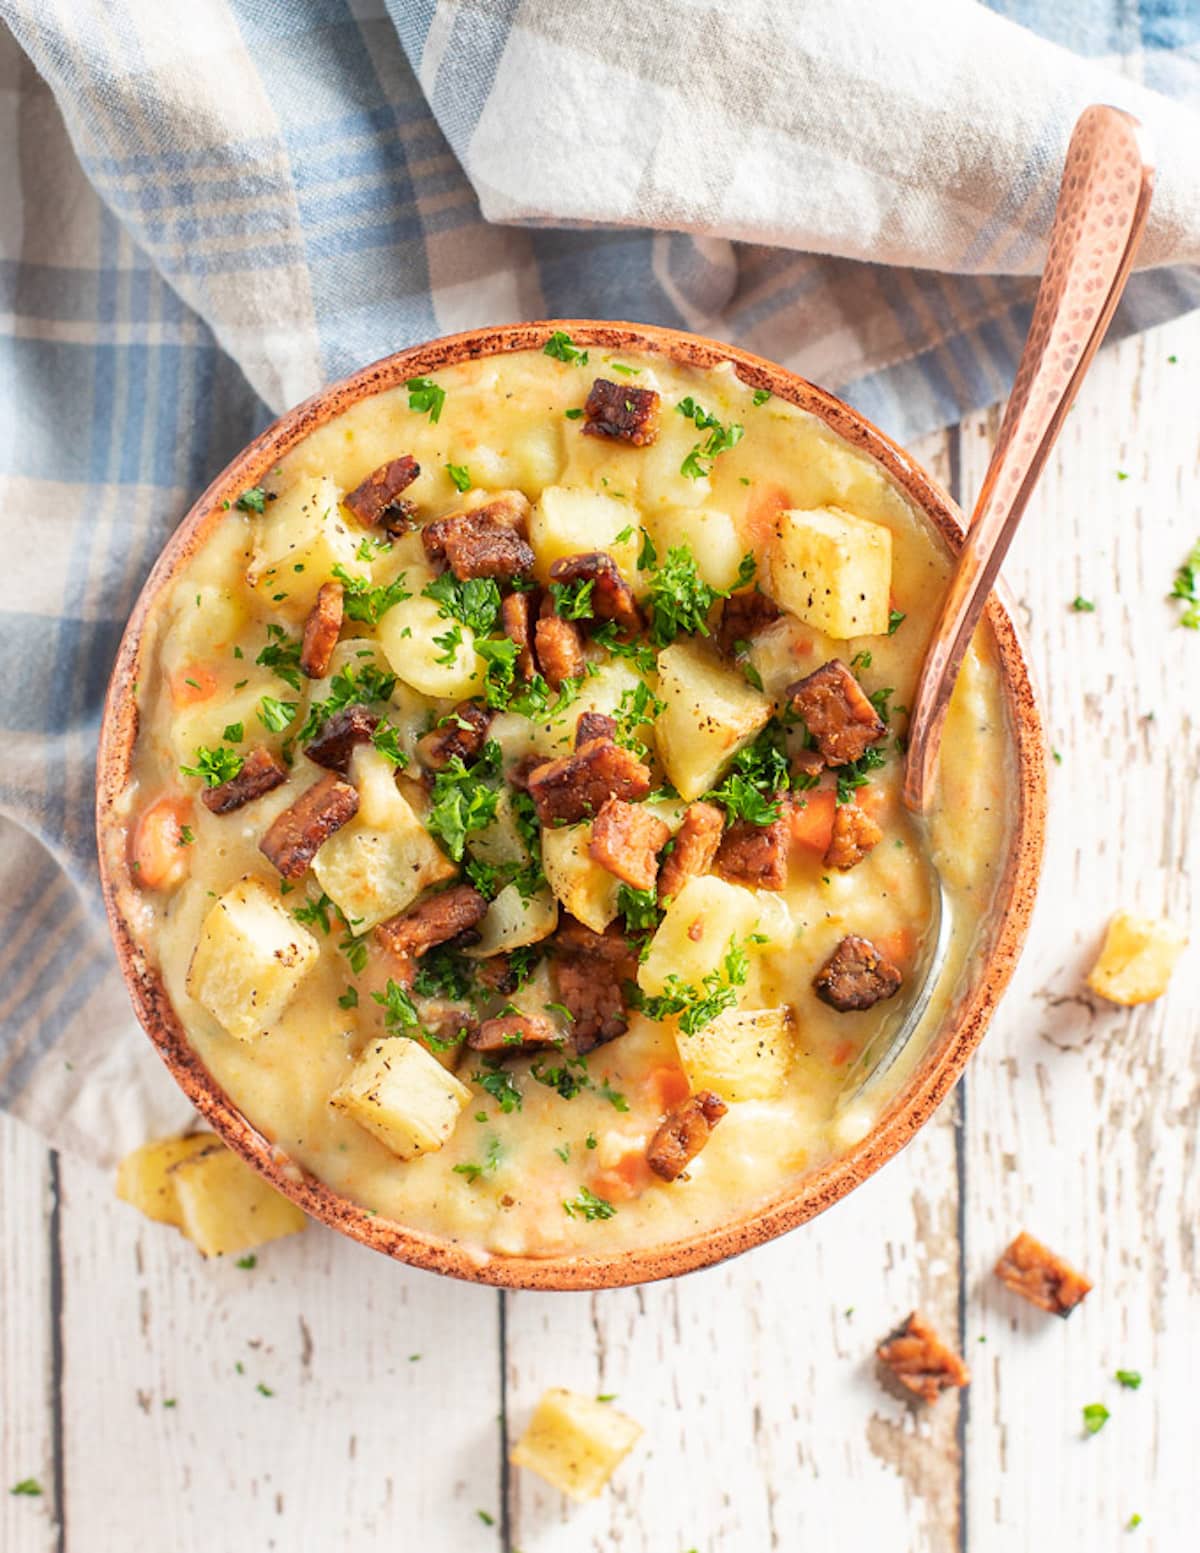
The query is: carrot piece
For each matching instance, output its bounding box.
[828,1038,858,1068]
[169,662,218,707]
[788,788,837,853]
[742,483,792,549]
[590,1150,653,1204]
[874,925,917,971]
[131,795,194,890]
[645,1065,691,1113]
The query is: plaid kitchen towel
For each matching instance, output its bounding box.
[1,0,1198,1161]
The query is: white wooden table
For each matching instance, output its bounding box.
[4,313,1199,1553]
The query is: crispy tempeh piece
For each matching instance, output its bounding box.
[258,772,359,880]
[582,378,660,446]
[656,801,724,903]
[716,589,781,658]
[791,747,826,782]
[824,801,883,870]
[550,918,638,1052]
[813,933,903,1012]
[422,493,534,580]
[548,551,643,638]
[343,455,420,533]
[786,659,887,766]
[877,1312,970,1404]
[993,1231,1093,1316]
[304,704,379,775]
[299,580,344,679]
[201,747,288,815]
[500,589,538,680]
[588,798,670,892]
[375,883,489,960]
[466,1012,563,1056]
[576,711,617,748]
[527,738,652,826]
[416,701,493,771]
[534,615,585,688]
[646,1090,727,1182]
[714,810,789,890]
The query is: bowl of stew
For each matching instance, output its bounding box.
[96,321,1046,1288]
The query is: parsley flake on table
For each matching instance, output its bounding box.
[9,1479,43,1497]
[1071,595,1096,612]
[1169,537,1200,628]
[405,376,445,423]
[1115,1369,1143,1390]
[236,1254,257,1270]
[1082,1402,1110,1435]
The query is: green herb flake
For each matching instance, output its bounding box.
[752,388,771,406]
[222,721,244,743]
[1082,1402,1110,1435]
[1071,595,1096,613]
[9,1479,43,1497]
[474,1066,523,1114]
[256,1382,274,1398]
[564,407,584,420]
[476,1510,495,1527]
[676,397,745,478]
[426,743,502,861]
[1170,538,1200,628]
[256,623,304,692]
[177,825,195,847]
[180,745,244,788]
[596,1392,618,1402]
[543,330,589,366]
[1116,470,1130,481]
[406,376,445,423]
[1115,1369,1142,1390]
[236,1254,257,1270]
[1127,1513,1142,1530]
[887,608,905,635]
[338,986,359,1009]
[445,462,472,492]
[1052,748,1063,764]
[563,1186,617,1221]
[257,694,297,733]
[235,486,267,513]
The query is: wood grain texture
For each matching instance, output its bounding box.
[2,319,1200,1551]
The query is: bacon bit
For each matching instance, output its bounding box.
[787,788,837,853]
[466,1013,561,1056]
[716,590,781,658]
[790,747,825,783]
[527,738,652,826]
[646,1090,727,1182]
[506,752,550,793]
[575,712,617,748]
[344,455,420,532]
[588,798,670,891]
[201,747,288,815]
[656,801,724,903]
[813,934,903,1013]
[299,581,344,679]
[582,379,660,446]
[824,801,883,870]
[131,795,194,890]
[877,1312,970,1403]
[994,1232,1092,1317]
[548,551,643,638]
[533,614,585,688]
[786,660,887,767]
[714,812,789,890]
[550,917,638,1052]
[500,590,538,680]
[169,663,218,708]
[422,493,534,580]
[415,702,493,771]
[304,704,379,775]
[258,772,359,881]
[375,884,488,959]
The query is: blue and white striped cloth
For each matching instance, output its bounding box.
[1,0,1198,1159]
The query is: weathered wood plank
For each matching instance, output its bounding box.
[0,1118,57,1553]
[53,1150,505,1551]
[958,313,1200,1547]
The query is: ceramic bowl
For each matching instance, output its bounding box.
[96,321,1046,1289]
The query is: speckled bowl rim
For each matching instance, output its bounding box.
[96,320,1046,1290]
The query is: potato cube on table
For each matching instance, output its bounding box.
[676,1005,796,1102]
[654,639,773,801]
[187,876,319,1041]
[765,505,892,639]
[167,1142,307,1257]
[510,1388,642,1501]
[115,1133,217,1227]
[331,1038,471,1160]
[1085,911,1187,1005]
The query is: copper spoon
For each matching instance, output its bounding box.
[838,104,1155,1114]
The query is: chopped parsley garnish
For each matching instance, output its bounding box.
[371,720,409,768]
[617,884,661,934]
[549,577,595,620]
[635,935,753,1035]
[372,978,421,1031]
[338,925,369,975]
[257,694,297,733]
[293,891,336,933]
[222,721,244,743]
[543,330,589,366]
[704,722,790,825]
[592,621,658,674]
[256,623,304,691]
[475,637,521,710]
[613,681,666,756]
[531,1055,589,1101]
[177,825,195,847]
[564,407,584,420]
[1169,538,1200,628]
[752,388,771,406]
[1071,595,1096,613]
[412,945,478,1002]
[356,535,390,561]
[509,670,587,722]
[405,376,445,423]
[445,462,472,492]
[474,1066,523,1113]
[1082,1402,1110,1435]
[850,650,872,671]
[646,544,754,646]
[235,486,266,513]
[563,1186,616,1221]
[422,571,502,638]
[676,397,745,479]
[337,987,359,1009]
[331,564,411,625]
[834,743,888,803]
[1115,1369,1142,1390]
[887,608,905,635]
[868,686,895,724]
[637,526,658,571]
[180,745,244,787]
[298,661,396,741]
[426,743,502,861]
[454,1136,502,1183]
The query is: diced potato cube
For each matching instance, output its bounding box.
[530,487,639,583]
[765,505,892,639]
[639,875,762,996]
[654,640,772,801]
[468,423,564,496]
[115,1133,216,1227]
[376,594,483,700]
[247,475,365,615]
[649,506,746,590]
[187,877,319,1041]
[541,822,621,933]
[465,884,558,958]
[1086,912,1187,1005]
[168,1141,307,1256]
[312,753,455,933]
[676,1005,796,1101]
[168,674,281,765]
[510,1388,642,1501]
[161,584,247,676]
[330,1037,471,1160]
[469,788,531,870]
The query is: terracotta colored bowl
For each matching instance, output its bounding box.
[96,321,1046,1289]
